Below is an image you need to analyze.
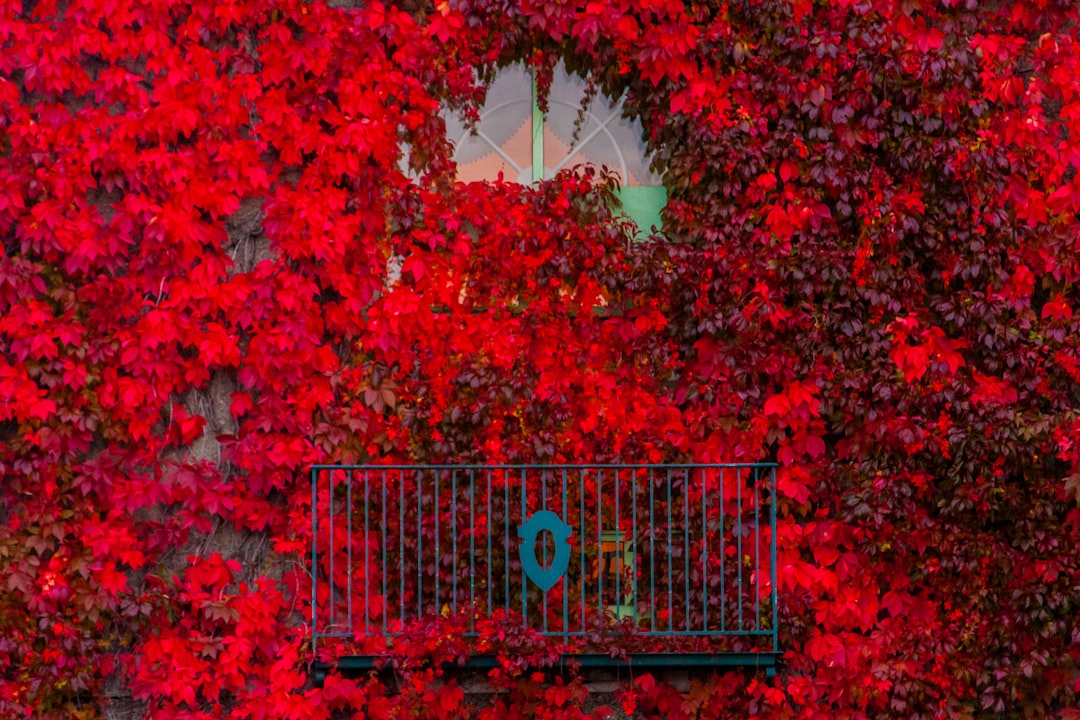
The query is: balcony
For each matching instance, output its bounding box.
[310,464,778,680]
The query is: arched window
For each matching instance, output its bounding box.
[444,64,666,234]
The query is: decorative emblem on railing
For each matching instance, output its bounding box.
[518,510,573,592]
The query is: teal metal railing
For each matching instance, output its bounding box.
[311,464,778,666]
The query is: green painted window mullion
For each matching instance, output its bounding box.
[531,72,544,183]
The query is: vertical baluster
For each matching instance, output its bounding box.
[365,470,369,634]
[434,469,440,611]
[326,470,334,634]
[684,469,690,632]
[596,467,602,624]
[632,468,637,629]
[562,467,568,640]
[452,469,457,617]
[349,470,356,633]
[737,466,743,631]
[311,469,318,652]
[504,470,510,614]
[771,467,778,653]
[417,470,423,619]
[348,471,356,633]
[400,469,405,628]
[720,467,725,633]
[649,468,655,633]
[470,469,475,633]
[667,468,673,633]
[702,467,707,632]
[349,472,358,634]
[329,470,335,631]
[541,467,547,634]
[615,468,620,623]
[755,466,761,631]
[486,468,492,619]
[521,468,527,624]
[488,470,492,617]
[386,472,390,634]
[580,469,586,635]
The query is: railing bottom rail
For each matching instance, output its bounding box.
[314,651,778,685]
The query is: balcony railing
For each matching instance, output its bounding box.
[310,464,778,675]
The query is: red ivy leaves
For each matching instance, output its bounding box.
[2,0,1080,718]
[888,316,966,384]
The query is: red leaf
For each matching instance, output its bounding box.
[764,393,789,417]
[890,341,929,383]
[97,562,128,595]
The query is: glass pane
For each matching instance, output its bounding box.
[445,65,532,183]
[542,66,661,187]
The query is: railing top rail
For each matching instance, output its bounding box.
[311,463,778,470]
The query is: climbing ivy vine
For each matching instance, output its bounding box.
[2,0,1080,717]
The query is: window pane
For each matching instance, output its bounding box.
[445,65,532,183]
[542,66,661,187]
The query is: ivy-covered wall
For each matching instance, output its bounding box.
[2,0,1080,717]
